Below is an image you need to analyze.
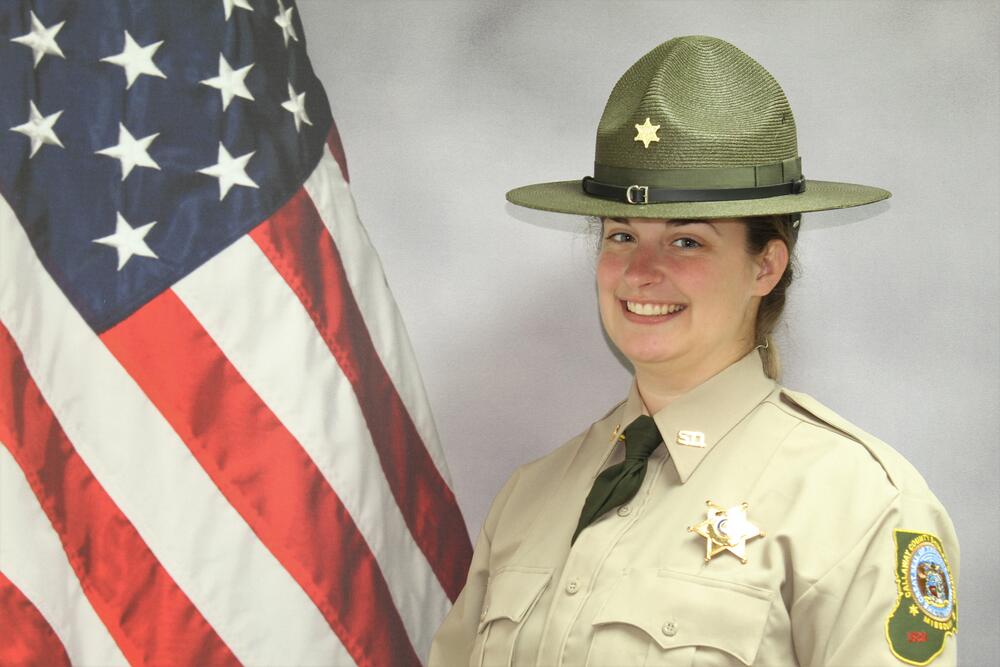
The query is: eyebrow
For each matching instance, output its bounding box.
[673,219,721,235]
[606,217,721,235]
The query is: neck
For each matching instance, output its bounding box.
[635,346,753,414]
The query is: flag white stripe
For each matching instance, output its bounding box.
[305,150,454,484]
[174,232,451,658]
[0,445,128,667]
[0,201,352,667]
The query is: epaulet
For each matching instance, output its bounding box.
[776,388,903,489]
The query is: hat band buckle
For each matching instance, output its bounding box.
[625,185,649,205]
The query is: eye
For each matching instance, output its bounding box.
[604,230,636,244]
[671,237,702,249]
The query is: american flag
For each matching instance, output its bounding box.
[0,1,471,665]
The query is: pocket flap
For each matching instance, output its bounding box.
[593,569,773,665]
[478,566,552,632]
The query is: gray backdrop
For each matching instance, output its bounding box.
[300,1,998,663]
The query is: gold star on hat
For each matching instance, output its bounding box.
[633,117,660,148]
[688,501,764,564]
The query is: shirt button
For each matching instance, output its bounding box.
[662,621,678,637]
[565,579,580,595]
[617,504,632,517]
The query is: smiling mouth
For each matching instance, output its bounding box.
[624,301,687,316]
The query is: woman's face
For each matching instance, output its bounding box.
[597,217,784,378]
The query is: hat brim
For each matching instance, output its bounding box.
[506,179,890,219]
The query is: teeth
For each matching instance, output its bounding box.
[625,302,685,316]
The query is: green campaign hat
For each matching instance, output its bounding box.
[506,36,890,219]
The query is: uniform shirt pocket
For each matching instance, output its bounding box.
[472,566,552,667]
[589,568,773,667]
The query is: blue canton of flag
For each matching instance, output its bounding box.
[1,0,331,332]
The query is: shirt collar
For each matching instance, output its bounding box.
[620,350,776,483]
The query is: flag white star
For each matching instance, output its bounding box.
[221,0,253,20]
[93,213,159,271]
[200,55,255,111]
[274,0,298,46]
[198,143,258,200]
[10,101,64,157]
[95,124,161,180]
[281,83,312,132]
[10,11,65,67]
[101,31,166,89]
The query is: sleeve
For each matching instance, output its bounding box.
[428,469,521,667]
[789,488,959,667]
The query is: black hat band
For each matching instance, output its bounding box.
[581,156,805,204]
[582,176,806,204]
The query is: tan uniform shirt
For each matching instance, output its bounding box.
[430,352,959,666]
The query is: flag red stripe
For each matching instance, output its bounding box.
[0,323,239,667]
[250,188,473,601]
[326,124,350,182]
[100,290,420,667]
[0,571,71,667]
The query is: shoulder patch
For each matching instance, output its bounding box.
[886,529,957,665]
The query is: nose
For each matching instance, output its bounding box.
[623,244,664,288]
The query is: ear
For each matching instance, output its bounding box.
[752,239,789,297]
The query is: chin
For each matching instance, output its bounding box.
[615,340,685,367]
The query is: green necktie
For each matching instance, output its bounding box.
[572,415,663,544]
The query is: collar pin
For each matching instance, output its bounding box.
[676,430,706,447]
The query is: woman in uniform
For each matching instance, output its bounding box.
[430,36,958,667]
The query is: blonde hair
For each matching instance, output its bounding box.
[743,214,799,380]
